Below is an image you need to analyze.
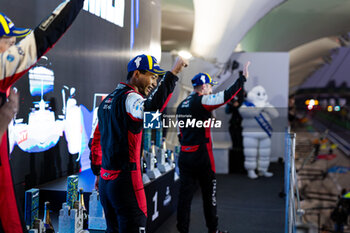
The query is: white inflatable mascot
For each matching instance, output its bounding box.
[239,85,279,179]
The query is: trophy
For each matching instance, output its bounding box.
[88,190,107,230]
[143,129,161,179]
[173,145,180,180]
[155,128,171,173]
[141,151,150,184]
[166,149,174,168]
[66,175,79,209]
[24,188,39,229]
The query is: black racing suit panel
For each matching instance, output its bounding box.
[97,72,178,233]
[177,72,246,147]
[0,1,84,233]
[0,0,84,92]
[175,73,246,233]
[98,71,178,172]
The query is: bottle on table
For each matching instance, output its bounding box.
[43,201,55,233]
[79,188,89,229]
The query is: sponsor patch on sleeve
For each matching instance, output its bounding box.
[6,54,15,62]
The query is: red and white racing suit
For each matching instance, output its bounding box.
[0,1,84,232]
[176,73,246,233]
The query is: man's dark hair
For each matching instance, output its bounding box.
[127,70,147,80]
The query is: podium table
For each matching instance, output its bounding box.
[38,168,180,232]
[145,169,179,232]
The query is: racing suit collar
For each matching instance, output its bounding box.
[193,90,203,96]
[120,82,145,97]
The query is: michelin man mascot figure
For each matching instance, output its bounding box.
[239,85,279,179]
